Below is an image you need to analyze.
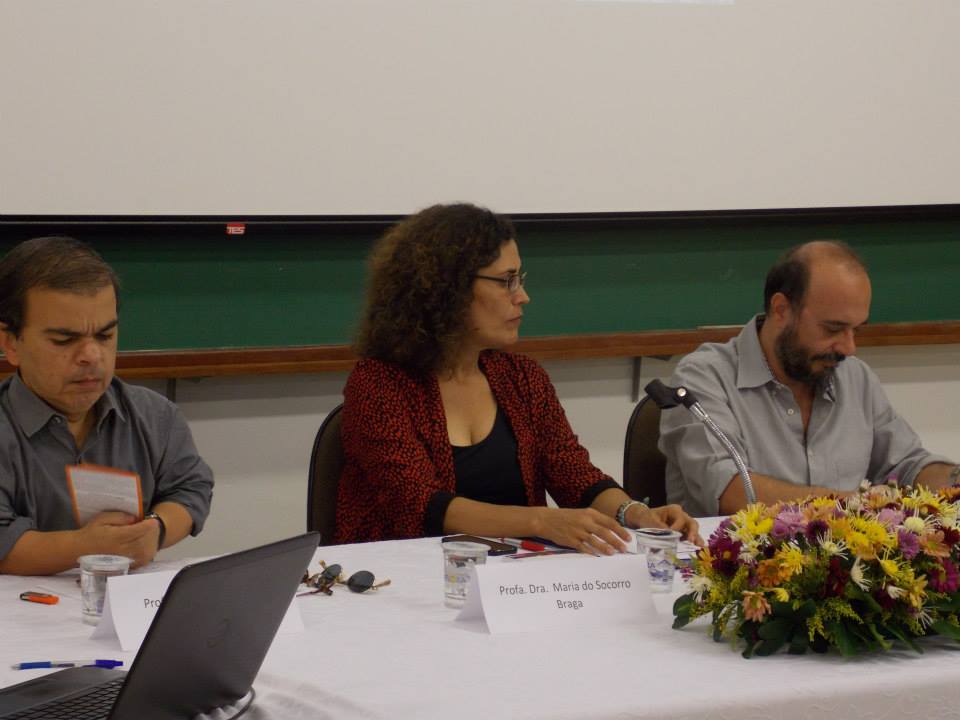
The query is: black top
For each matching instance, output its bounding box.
[451,408,527,506]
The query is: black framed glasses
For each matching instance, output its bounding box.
[299,560,391,596]
[473,271,527,293]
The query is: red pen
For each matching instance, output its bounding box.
[500,538,547,552]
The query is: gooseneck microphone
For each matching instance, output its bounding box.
[645,379,757,505]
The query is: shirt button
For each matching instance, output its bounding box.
[787,408,795,416]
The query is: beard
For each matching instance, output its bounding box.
[775,322,846,386]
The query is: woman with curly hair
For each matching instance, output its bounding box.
[333,203,699,551]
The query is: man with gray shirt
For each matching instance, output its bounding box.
[0,237,213,575]
[661,240,957,517]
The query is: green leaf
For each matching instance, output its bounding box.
[788,632,808,654]
[885,624,923,654]
[827,620,859,657]
[757,617,792,643]
[865,622,892,651]
[754,636,787,656]
[795,600,818,620]
[673,592,696,617]
[931,619,960,642]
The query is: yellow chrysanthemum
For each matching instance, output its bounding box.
[775,543,806,579]
[828,517,853,540]
[847,531,876,560]
[850,516,893,546]
[904,573,927,609]
[879,554,903,579]
[770,587,790,603]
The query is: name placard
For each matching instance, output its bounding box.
[457,554,656,633]
[92,569,304,652]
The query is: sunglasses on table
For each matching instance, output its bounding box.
[298,560,391,596]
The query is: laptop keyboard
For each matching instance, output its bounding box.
[4,677,124,719]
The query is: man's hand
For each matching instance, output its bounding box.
[79,512,161,568]
[533,507,632,556]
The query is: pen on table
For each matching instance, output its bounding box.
[11,660,124,670]
[499,538,548,552]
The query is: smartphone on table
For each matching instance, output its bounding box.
[440,534,517,556]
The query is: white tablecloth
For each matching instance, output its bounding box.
[3,520,960,720]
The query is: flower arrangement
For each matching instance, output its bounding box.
[673,482,960,657]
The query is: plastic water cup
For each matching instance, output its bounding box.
[635,529,681,593]
[79,554,132,625]
[442,541,488,608]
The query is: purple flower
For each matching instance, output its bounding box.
[897,529,920,559]
[804,519,829,545]
[771,510,806,541]
[929,558,960,594]
[876,508,904,527]
[709,533,743,577]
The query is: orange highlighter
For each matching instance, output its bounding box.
[19,592,59,605]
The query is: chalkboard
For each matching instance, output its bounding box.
[2,208,958,353]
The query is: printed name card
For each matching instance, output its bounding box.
[92,569,304,652]
[67,464,143,525]
[457,554,656,633]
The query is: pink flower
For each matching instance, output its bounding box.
[928,558,960,594]
[742,591,772,622]
[876,508,904,527]
[897,529,920,560]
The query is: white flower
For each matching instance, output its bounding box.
[688,575,713,603]
[903,516,926,534]
[914,606,934,628]
[850,558,871,591]
[817,530,848,558]
[738,539,762,564]
[886,585,906,600]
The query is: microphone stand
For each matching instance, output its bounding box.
[645,379,757,505]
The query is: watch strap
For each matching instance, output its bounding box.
[145,511,167,550]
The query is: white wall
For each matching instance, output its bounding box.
[4,1,959,214]
[152,344,960,560]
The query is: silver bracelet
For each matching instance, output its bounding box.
[616,500,648,527]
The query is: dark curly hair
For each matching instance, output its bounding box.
[355,203,516,375]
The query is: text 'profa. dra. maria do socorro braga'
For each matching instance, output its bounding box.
[498,577,634,610]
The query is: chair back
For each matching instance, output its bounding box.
[307,403,345,544]
[622,395,667,508]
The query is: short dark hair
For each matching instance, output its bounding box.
[0,236,120,337]
[355,203,516,375]
[763,240,865,313]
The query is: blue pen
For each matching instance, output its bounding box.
[11,660,123,670]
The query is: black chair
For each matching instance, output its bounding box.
[307,403,344,545]
[622,395,667,508]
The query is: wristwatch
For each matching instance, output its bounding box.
[145,511,167,550]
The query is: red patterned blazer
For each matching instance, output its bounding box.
[333,350,613,543]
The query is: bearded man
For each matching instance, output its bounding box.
[660,240,958,516]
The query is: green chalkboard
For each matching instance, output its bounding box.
[1,208,959,352]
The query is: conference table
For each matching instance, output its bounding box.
[3,517,960,720]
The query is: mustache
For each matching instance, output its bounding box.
[811,352,846,364]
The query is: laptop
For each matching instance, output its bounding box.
[0,532,319,719]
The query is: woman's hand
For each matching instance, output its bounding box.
[533,507,632,555]
[627,503,703,545]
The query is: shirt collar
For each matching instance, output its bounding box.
[8,373,125,438]
[735,315,837,402]
[735,315,775,389]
